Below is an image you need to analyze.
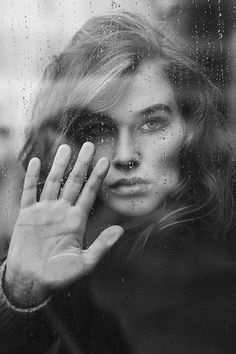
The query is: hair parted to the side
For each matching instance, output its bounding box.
[20,11,235,236]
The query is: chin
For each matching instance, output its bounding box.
[106,199,159,218]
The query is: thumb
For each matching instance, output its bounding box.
[84,225,124,268]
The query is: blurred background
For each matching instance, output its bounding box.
[0,0,235,254]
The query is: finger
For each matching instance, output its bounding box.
[60,142,94,203]
[21,157,41,208]
[75,157,110,215]
[40,145,71,201]
[83,226,124,270]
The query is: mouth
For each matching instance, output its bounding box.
[108,178,151,196]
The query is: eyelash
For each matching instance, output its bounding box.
[139,117,168,133]
[79,116,168,141]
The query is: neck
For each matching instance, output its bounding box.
[84,201,157,247]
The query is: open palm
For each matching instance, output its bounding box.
[6,143,123,304]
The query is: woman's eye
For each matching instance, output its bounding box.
[139,118,166,133]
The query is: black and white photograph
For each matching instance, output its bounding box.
[0,1,236,353]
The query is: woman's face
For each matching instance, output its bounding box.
[80,61,186,218]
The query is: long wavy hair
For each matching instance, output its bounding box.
[20,12,235,240]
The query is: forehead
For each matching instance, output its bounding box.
[104,61,175,121]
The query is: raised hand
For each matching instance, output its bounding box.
[5,143,123,306]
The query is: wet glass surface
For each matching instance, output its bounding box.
[0,1,236,353]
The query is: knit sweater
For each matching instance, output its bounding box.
[1,221,236,354]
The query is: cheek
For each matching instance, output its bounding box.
[144,127,185,171]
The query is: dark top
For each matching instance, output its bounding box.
[1,220,236,354]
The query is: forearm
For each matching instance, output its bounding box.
[0,260,57,353]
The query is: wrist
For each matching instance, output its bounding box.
[4,263,50,308]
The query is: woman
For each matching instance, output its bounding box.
[0,12,236,353]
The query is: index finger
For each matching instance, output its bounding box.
[75,157,110,215]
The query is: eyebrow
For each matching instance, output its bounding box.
[138,104,172,117]
[75,103,173,125]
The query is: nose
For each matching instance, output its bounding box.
[112,128,141,171]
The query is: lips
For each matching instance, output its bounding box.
[108,178,150,196]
